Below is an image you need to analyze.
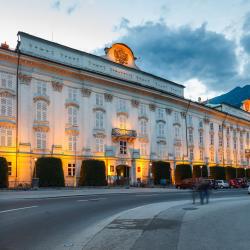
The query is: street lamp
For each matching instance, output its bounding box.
[200,165,203,178]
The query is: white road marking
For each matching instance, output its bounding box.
[0,205,38,214]
[77,198,107,202]
[135,194,160,197]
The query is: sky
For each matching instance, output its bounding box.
[1,0,250,101]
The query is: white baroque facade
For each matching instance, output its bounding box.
[0,32,249,187]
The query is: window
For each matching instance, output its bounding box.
[36,132,46,149]
[36,101,47,121]
[68,106,77,126]
[174,126,179,138]
[68,135,77,151]
[68,87,77,101]
[140,143,147,156]
[175,146,181,159]
[95,93,104,106]
[226,127,230,134]
[140,119,147,135]
[0,97,13,116]
[158,144,166,159]
[0,127,13,147]
[210,149,214,162]
[68,163,75,176]
[174,112,179,123]
[120,140,127,154]
[95,137,104,152]
[227,137,230,148]
[157,123,165,137]
[188,128,193,144]
[199,121,203,128]
[226,150,231,162]
[233,138,237,150]
[8,162,12,176]
[37,81,47,96]
[210,134,214,146]
[139,104,147,116]
[199,149,203,161]
[218,150,223,162]
[118,115,126,129]
[1,72,14,90]
[210,123,214,131]
[189,148,194,161]
[118,98,126,112]
[199,131,203,145]
[95,111,104,129]
[219,136,223,147]
[157,108,164,120]
[188,115,193,126]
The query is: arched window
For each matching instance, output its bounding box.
[95,111,104,129]
[36,101,47,121]
[68,106,77,125]
[140,119,147,135]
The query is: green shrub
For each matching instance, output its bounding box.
[246,169,250,179]
[225,166,236,180]
[193,165,208,178]
[175,164,192,183]
[0,157,8,188]
[152,161,171,185]
[35,157,65,187]
[79,159,107,186]
[209,166,225,180]
[236,168,245,178]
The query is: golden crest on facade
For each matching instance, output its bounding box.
[114,48,128,65]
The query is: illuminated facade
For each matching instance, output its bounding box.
[0,32,249,187]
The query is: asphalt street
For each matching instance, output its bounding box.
[0,189,248,250]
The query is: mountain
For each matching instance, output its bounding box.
[208,85,250,108]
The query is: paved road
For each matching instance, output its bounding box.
[0,189,247,250]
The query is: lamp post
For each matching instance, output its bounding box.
[149,162,152,185]
[200,165,203,178]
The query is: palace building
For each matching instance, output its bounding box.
[0,32,249,187]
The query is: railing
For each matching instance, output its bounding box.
[112,128,137,141]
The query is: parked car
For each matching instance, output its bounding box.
[235,178,248,188]
[216,180,229,189]
[204,179,218,189]
[175,178,194,189]
[229,179,241,188]
[248,186,250,194]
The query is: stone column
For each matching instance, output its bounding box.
[170,161,176,185]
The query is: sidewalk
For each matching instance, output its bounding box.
[78,196,249,250]
[0,187,185,200]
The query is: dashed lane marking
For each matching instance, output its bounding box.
[0,205,38,214]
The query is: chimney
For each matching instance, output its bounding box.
[1,41,9,50]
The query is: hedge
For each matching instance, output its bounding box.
[0,157,8,188]
[236,168,245,178]
[152,161,171,185]
[209,166,225,180]
[79,159,107,186]
[246,169,250,179]
[34,157,65,187]
[225,166,236,180]
[175,164,192,183]
[193,165,208,178]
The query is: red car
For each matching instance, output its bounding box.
[235,178,248,188]
[229,179,241,188]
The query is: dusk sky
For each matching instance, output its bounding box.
[1,0,250,100]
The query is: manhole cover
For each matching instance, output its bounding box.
[183,207,198,211]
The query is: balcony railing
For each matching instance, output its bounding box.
[112,128,137,142]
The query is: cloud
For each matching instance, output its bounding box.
[67,3,78,15]
[242,11,250,32]
[241,34,250,54]
[113,20,239,92]
[51,0,79,15]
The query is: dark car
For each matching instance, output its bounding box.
[204,179,218,189]
[175,178,194,189]
[235,178,248,188]
[229,179,241,188]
